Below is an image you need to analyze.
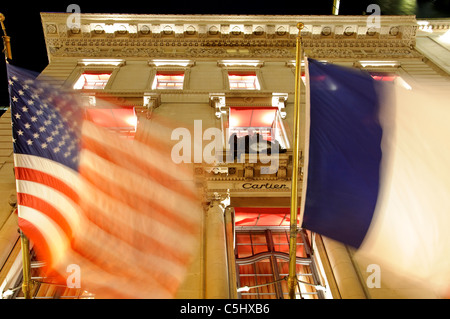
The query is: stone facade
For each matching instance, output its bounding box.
[1,12,450,299]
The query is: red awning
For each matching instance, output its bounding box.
[85,107,137,138]
[229,107,277,128]
[234,207,299,227]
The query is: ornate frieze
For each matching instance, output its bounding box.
[41,13,421,60]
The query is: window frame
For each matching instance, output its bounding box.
[227,71,261,91]
[66,62,122,91]
[353,60,413,90]
[226,105,289,158]
[148,60,194,91]
[73,72,113,90]
[234,228,324,299]
[152,70,186,90]
[218,61,264,91]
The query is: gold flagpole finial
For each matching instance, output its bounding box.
[0,13,12,60]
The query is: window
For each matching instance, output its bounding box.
[369,71,412,89]
[84,107,137,139]
[227,107,288,158]
[233,208,326,299]
[228,72,260,90]
[369,72,397,82]
[235,228,322,299]
[73,73,112,90]
[153,71,185,90]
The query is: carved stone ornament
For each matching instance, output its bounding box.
[40,13,422,60]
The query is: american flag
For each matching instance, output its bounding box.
[7,63,201,298]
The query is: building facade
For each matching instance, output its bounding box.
[1,13,450,299]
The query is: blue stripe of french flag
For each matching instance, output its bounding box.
[301,58,450,296]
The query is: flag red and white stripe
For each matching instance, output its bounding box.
[9,63,202,298]
[15,120,201,298]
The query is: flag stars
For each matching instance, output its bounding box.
[26,139,33,146]
[27,100,34,106]
[12,96,18,102]
[18,90,24,96]
[22,106,28,112]
[39,126,46,133]
[46,136,54,143]
[14,113,21,119]
[24,123,31,129]
[33,133,40,139]
[17,130,24,136]
[41,143,48,149]
[30,116,38,122]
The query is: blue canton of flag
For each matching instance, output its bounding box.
[8,64,83,171]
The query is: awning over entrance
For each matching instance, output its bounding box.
[229,107,277,128]
[85,107,137,138]
[234,207,299,227]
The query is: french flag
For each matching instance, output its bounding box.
[301,58,450,296]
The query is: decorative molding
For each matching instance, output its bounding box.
[41,13,425,61]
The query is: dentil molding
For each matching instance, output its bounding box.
[41,13,422,60]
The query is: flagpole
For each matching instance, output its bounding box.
[20,231,32,299]
[0,13,12,60]
[1,13,32,299]
[287,22,304,300]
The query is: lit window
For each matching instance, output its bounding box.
[228,107,288,159]
[153,72,185,90]
[369,72,397,82]
[369,72,412,89]
[85,107,137,139]
[228,72,260,90]
[234,226,322,299]
[73,73,112,90]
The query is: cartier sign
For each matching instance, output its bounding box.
[205,180,291,192]
[241,182,289,190]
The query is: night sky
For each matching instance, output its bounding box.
[1,0,449,106]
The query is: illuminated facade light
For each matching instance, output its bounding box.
[359,60,400,68]
[78,59,124,66]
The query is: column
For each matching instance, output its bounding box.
[204,197,229,299]
[322,236,367,299]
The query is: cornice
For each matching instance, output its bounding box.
[41,13,422,60]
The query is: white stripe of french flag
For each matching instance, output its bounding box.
[302,58,450,297]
